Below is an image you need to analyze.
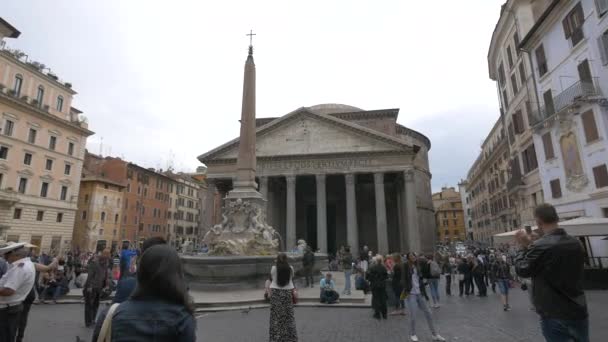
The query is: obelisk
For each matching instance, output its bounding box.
[227,32,263,200]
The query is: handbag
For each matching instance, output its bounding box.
[96,303,120,342]
[291,288,298,304]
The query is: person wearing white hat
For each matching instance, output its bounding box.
[0,241,36,341]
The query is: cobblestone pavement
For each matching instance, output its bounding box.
[26,289,607,341]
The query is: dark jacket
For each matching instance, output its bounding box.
[401,263,423,294]
[515,228,588,320]
[302,250,315,267]
[392,262,403,289]
[366,263,388,291]
[110,299,196,342]
[340,252,353,270]
[84,257,109,290]
[491,261,511,280]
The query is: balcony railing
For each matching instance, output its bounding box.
[529,78,603,126]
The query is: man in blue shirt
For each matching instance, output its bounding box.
[319,273,339,304]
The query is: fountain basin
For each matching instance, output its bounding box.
[181,254,328,290]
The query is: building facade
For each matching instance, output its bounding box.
[165,172,205,249]
[72,174,124,253]
[488,0,546,230]
[200,104,435,255]
[432,187,466,243]
[84,153,174,247]
[0,18,94,252]
[458,181,474,240]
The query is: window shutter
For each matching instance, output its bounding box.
[581,110,599,142]
[563,16,573,39]
[577,59,592,83]
[593,164,608,188]
[599,33,608,66]
[573,2,585,26]
[550,179,562,198]
[542,133,555,159]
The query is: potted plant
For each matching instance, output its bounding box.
[21,95,30,102]
[31,98,39,106]
[64,82,72,89]
[7,89,16,97]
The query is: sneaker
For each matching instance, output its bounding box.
[432,334,446,341]
[410,335,419,342]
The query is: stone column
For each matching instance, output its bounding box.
[345,174,359,257]
[206,180,217,226]
[286,175,297,251]
[374,173,389,255]
[259,177,269,209]
[315,174,327,253]
[403,170,420,252]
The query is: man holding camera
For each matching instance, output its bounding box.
[514,204,589,342]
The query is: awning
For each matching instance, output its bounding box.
[493,217,608,244]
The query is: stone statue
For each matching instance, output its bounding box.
[297,239,307,254]
[203,198,280,256]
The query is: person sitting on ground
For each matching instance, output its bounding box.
[41,267,69,303]
[319,273,339,304]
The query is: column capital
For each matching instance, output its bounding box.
[345,173,356,185]
[259,176,269,185]
[404,169,415,182]
[286,175,296,185]
[373,172,384,184]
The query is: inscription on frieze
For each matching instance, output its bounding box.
[259,158,373,171]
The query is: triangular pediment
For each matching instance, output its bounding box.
[199,108,413,161]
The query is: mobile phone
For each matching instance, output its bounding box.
[524,226,532,234]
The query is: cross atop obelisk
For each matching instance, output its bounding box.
[227,31,262,200]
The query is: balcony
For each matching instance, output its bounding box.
[0,188,20,206]
[530,78,604,126]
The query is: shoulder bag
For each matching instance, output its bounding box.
[96,303,120,342]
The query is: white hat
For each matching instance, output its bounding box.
[0,241,27,255]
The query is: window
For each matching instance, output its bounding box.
[507,46,514,68]
[115,214,119,223]
[598,0,608,17]
[56,96,64,112]
[562,2,585,46]
[28,128,37,144]
[64,164,71,175]
[512,110,524,134]
[56,213,63,223]
[60,186,68,200]
[535,44,548,77]
[49,136,57,150]
[577,59,592,83]
[103,196,107,204]
[23,153,32,165]
[123,215,127,224]
[127,183,131,192]
[68,142,74,156]
[3,119,14,136]
[84,194,89,203]
[513,31,521,55]
[519,63,526,85]
[502,89,509,109]
[40,182,49,197]
[13,208,22,219]
[543,89,555,116]
[550,179,562,198]
[36,86,44,107]
[599,29,608,65]
[592,164,608,189]
[498,63,506,87]
[101,212,106,222]
[143,188,147,197]
[510,74,518,95]
[18,178,27,194]
[36,210,44,221]
[581,110,599,143]
[542,132,555,159]
[522,143,538,173]
[0,146,8,159]
[453,219,458,225]
[45,159,53,171]
[13,75,23,97]
[82,210,87,220]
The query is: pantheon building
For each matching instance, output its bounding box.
[199,104,435,255]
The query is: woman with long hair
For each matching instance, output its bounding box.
[108,244,195,341]
[269,253,297,342]
[390,253,406,315]
[402,252,445,342]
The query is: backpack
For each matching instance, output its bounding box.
[430,261,441,277]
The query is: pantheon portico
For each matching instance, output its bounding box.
[199,104,435,255]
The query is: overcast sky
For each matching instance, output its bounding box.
[2,0,504,192]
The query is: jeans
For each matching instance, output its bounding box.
[84,288,101,326]
[320,289,340,304]
[428,278,440,304]
[540,318,589,342]
[343,270,352,294]
[496,279,509,295]
[407,294,437,336]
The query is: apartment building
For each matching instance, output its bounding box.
[432,187,466,243]
[165,172,205,249]
[0,18,94,252]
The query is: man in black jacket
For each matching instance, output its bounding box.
[302,247,315,288]
[514,204,589,342]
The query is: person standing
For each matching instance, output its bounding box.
[472,257,487,297]
[492,254,512,311]
[402,252,445,342]
[269,253,297,342]
[456,257,467,297]
[0,242,35,342]
[83,248,110,327]
[427,255,441,308]
[390,253,406,315]
[366,255,388,320]
[515,204,589,342]
[302,247,315,288]
[340,247,353,295]
[442,257,454,296]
